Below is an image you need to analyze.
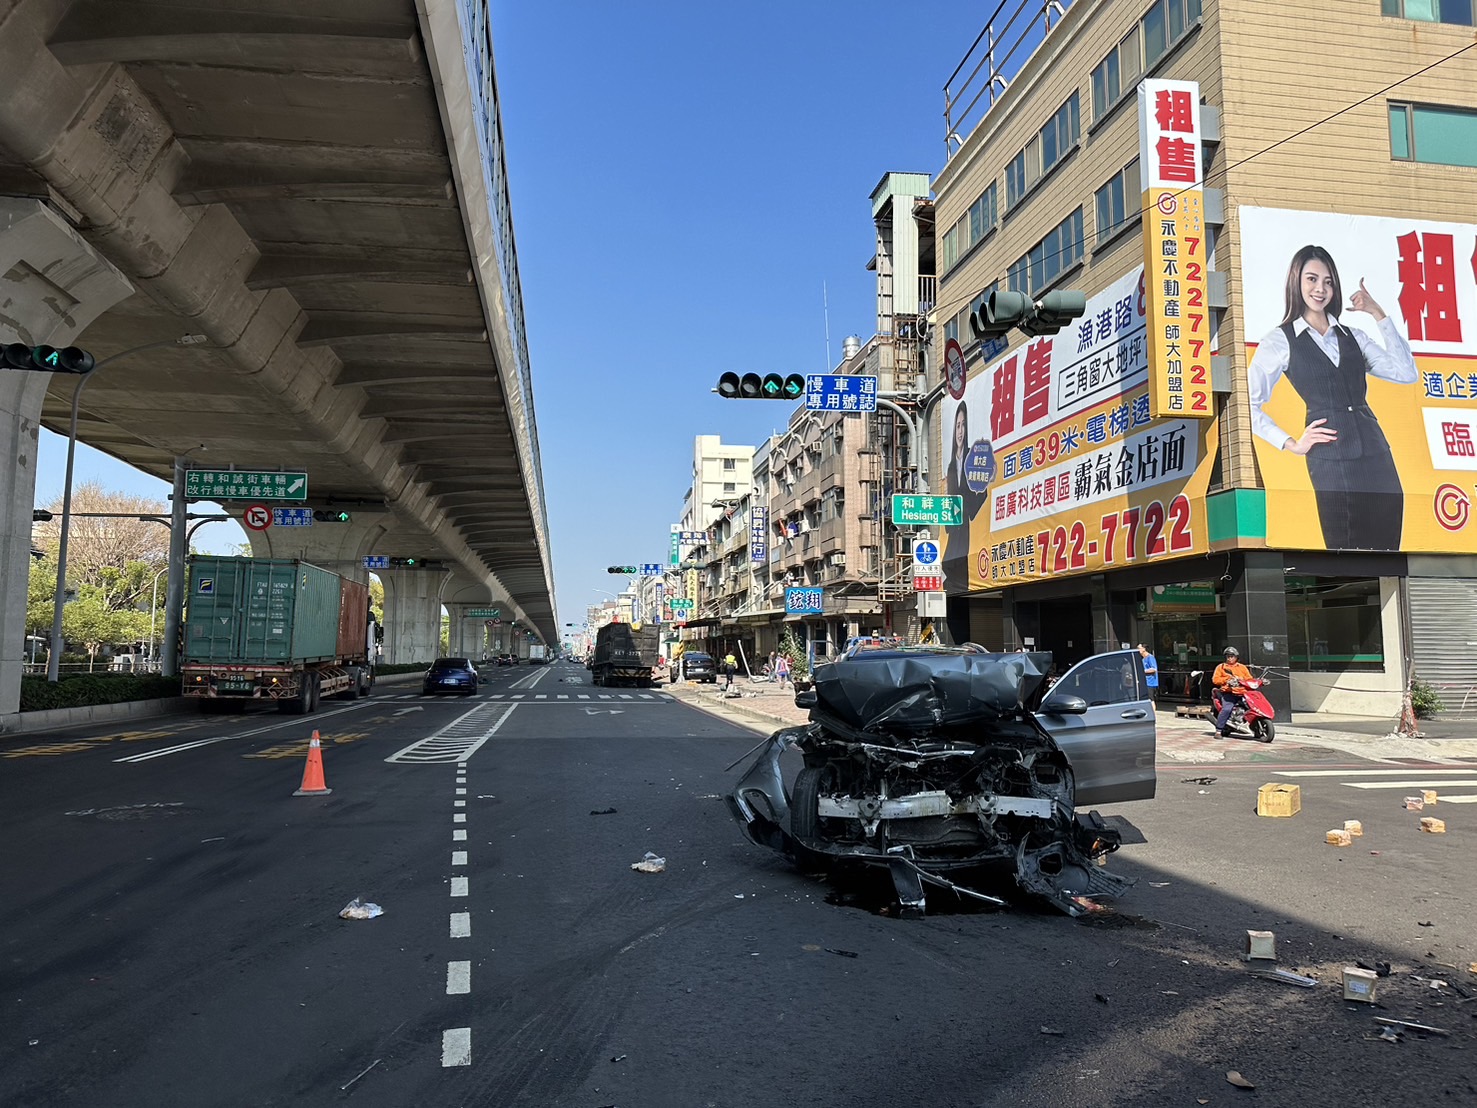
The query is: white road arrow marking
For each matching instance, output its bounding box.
[395,706,424,716]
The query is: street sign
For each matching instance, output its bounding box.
[273,507,313,527]
[363,556,390,569]
[913,574,944,592]
[912,538,940,569]
[891,495,964,527]
[186,469,308,501]
[669,598,694,611]
[467,608,501,618]
[640,563,662,576]
[804,374,877,413]
[242,503,273,531]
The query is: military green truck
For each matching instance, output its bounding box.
[591,622,660,688]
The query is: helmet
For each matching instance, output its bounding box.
[1223,646,1240,658]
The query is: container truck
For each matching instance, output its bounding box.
[591,622,660,687]
[181,556,375,713]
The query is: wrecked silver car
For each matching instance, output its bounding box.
[726,646,1156,917]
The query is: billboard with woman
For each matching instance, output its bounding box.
[1240,207,1477,552]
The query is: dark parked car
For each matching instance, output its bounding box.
[493,653,515,667]
[424,657,480,695]
[727,647,1155,917]
[676,652,716,683]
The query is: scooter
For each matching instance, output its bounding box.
[1208,665,1277,743]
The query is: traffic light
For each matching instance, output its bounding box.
[32,509,53,522]
[716,372,805,400]
[606,566,637,574]
[389,556,419,567]
[313,509,351,523]
[968,289,1087,340]
[0,343,95,375]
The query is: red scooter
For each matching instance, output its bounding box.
[1209,665,1277,743]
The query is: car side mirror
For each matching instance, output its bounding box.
[794,689,818,710]
[1040,693,1088,715]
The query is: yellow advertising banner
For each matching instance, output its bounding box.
[939,266,1218,591]
[1139,78,1212,419]
[1241,206,1477,553]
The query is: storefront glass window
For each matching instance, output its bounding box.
[1287,577,1384,672]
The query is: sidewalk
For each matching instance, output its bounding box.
[665,677,1477,762]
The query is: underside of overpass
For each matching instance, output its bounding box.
[0,0,555,638]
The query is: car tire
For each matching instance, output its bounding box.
[790,765,836,843]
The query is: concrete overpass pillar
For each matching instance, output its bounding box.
[444,603,476,658]
[0,200,133,731]
[379,568,446,664]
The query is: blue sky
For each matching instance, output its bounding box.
[34,1,993,631]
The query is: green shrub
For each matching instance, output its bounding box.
[20,673,181,712]
[1410,677,1444,720]
[374,662,432,675]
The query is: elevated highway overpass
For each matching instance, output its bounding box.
[0,0,554,723]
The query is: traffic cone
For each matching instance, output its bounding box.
[293,730,332,796]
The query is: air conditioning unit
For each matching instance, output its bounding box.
[829,553,847,567]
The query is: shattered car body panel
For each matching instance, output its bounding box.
[725,647,1154,917]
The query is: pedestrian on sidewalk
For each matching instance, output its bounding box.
[1137,643,1158,701]
[767,650,778,682]
[775,653,791,690]
[722,652,738,692]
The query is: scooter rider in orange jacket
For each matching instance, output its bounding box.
[1211,646,1253,737]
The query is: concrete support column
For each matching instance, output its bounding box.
[1224,550,1293,718]
[0,200,133,730]
[445,603,470,657]
[379,568,446,664]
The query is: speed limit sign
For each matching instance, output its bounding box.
[242,503,273,531]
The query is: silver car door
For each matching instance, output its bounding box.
[1035,649,1156,805]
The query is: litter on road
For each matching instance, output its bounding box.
[1249,968,1317,988]
[630,852,666,873]
[339,898,383,920]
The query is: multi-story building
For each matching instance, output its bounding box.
[931,0,1477,717]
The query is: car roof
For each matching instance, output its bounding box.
[431,657,472,666]
[685,651,713,659]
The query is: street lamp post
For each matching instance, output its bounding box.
[46,334,208,681]
[146,565,169,669]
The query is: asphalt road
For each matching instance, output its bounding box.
[1,660,1472,1107]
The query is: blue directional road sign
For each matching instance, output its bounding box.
[273,507,314,527]
[363,556,390,569]
[640,563,662,576]
[804,374,877,413]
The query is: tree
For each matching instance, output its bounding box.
[33,481,168,613]
[369,576,385,625]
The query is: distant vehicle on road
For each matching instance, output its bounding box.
[674,651,716,683]
[494,653,515,667]
[591,622,660,687]
[423,657,479,695]
[528,644,547,665]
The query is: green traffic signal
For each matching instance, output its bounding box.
[606,565,637,574]
[313,509,352,523]
[716,371,805,400]
[1,343,96,375]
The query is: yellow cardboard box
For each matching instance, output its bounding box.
[1257,783,1301,818]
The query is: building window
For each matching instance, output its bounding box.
[1287,577,1385,672]
[1094,159,1139,244]
[1016,208,1085,294]
[722,458,736,470]
[941,181,998,273]
[1091,30,1142,121]
[1006,94,1081,210]
[1389,102,1477,167]
[1382,0,1474,24]
[1040,93,1080,178]
[723,482,736,493]
[1144,0,1201,67]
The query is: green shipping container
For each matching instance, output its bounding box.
[184,557,344,664]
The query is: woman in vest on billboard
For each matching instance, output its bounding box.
[1248,245,1418,550]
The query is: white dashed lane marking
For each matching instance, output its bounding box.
[442,1028,471,1067]
[450,912,470,939]
[446,961,471,995]
[451,876,468,897]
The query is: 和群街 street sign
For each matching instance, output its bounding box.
[890,495,964,527]
[186,469,308,501]
[466,608,501,619]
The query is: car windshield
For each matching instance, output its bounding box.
[430,658,471,671]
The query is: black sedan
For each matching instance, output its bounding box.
[676,652,717,682]
[423,657,480,695]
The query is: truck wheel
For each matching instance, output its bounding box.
[308,674,321,713]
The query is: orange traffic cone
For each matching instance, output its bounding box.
[293,730,332,796]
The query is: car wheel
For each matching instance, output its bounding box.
[790,764,838,843]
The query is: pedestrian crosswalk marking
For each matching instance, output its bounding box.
[1274,769,1477,777]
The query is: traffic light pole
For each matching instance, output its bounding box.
[161,457,188,679]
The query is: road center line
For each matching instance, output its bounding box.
[442,1028,470,1067]
[446,961,471,995]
